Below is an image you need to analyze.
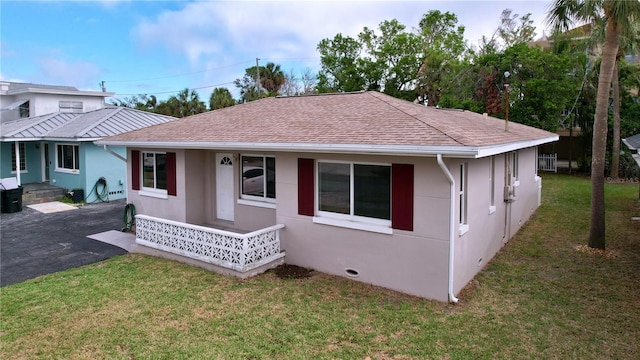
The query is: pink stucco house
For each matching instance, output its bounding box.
[98,91,557,302]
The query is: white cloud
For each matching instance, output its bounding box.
[132,0,550,72]
[37,57,103,87]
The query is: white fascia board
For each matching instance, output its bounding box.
[96,137,560,158]
[95,140,480,158]
[9,88,115,98]
[43,137,100,142]
[475,136,559,158]
[1,137,42,142]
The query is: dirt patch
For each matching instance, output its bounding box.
[574,244,620,259]
[273,264,313,279]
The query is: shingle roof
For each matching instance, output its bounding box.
[102,92,556,155]
[1,107,177,140]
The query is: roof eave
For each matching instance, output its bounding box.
[95,140,478,157]
[475,135,559,158]
[8,88,115,97]
[95,137,560,158]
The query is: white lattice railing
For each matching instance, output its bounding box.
[135,214,285,273]
[538,153,557,173]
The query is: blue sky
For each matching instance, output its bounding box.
[1,0,552,103]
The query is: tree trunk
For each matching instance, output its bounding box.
[611,61,621,179]
[589,20,620,250]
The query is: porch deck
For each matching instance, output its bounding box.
[132,215,285,279]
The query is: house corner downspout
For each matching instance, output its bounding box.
[103,145,127,162]
[437,154,459,304]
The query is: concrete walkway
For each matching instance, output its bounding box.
[1,199,131,287]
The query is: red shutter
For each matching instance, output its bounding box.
[167,152,177,196]
[298,158,315,216]
[131,150,140,190]
[392,163,414,231]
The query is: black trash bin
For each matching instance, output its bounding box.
[1,186,23,213]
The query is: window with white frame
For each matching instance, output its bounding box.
[317,161,391,223]
[56,144,80,173]
[459,163,468,234]
[142,152,167,192]
[59,101,83,113]
[241,155,275,201]
[11,143,27,172]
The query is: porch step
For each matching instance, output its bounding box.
[21,185,68,206]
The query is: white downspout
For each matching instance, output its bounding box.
[103,145,127,162]
[14,141,21,186]
[437,154,458,304]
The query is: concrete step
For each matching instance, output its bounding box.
[22,187,68,206]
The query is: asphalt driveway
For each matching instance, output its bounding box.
[1,200,129,287]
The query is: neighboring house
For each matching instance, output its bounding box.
[0,81,114,122]
[623,133,640,168]
[98,91,558,302]
[0,107,177,202]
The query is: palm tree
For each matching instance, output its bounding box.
[260,62,285,96]
[547,0,640,249]
[611,27,640,178]
[176,88,206,117]
[209,87,236,110]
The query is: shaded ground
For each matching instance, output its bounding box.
[0,200,128,286]
[272,264,314,279]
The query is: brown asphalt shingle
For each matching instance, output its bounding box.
[103,91,556,147]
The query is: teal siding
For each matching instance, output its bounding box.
[0,141,43,184]
[49,141,83,191]
[83,144,127,202]
[47,142,127,202]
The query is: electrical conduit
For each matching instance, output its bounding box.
[437,154,459,304]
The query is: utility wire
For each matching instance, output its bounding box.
[113,81,237,96]
[104,61,254,83]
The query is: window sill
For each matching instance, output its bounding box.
[489,206,496,215]
[312,216,392,235]
[139,189,168,199]
[237,198,276,209]
[55,168,80,175]
[459,224,469,236]
[10,170,28,174]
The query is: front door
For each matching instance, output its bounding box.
[216,153,235,221]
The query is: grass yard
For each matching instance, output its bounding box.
[1,174,639,359]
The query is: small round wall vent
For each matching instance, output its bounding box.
[345,268,360,278]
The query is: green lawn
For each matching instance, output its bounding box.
[2,174,639,359]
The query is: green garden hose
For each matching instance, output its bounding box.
[122,203,136,232]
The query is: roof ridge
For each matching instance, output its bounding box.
[366,92,465,146]
[2,112,67,137]
[75,107,122,137]
[275,90,366,99]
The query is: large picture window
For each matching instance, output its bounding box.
[11,143,27,172]
[318,161,391,222]
[142,152,167,191]
[56,144,80,173]
[241,155,275,201]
